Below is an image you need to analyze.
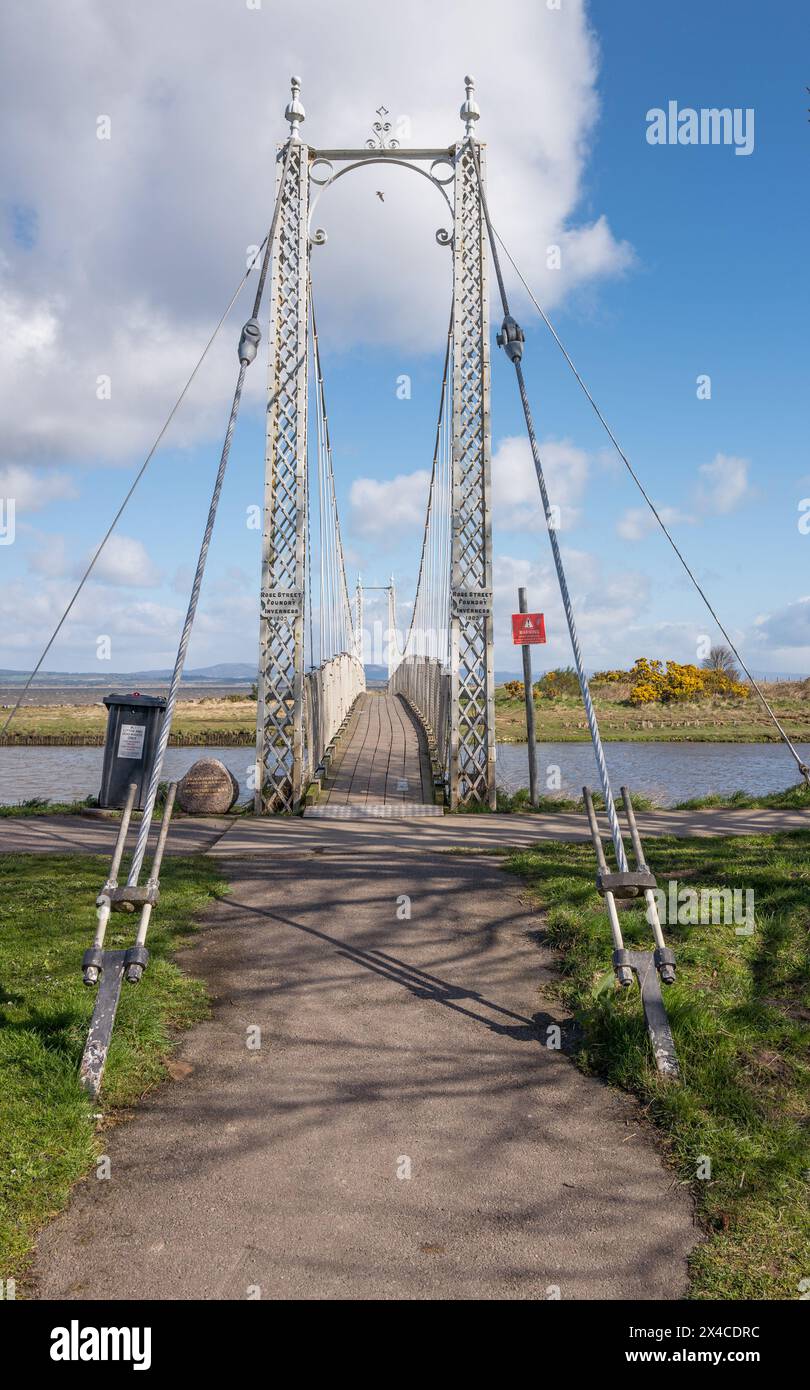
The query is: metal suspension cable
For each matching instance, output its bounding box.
[125,141,295,885]
[0,227,286,738]
[306,461,315,671]
[440,365,452,663]
[483,180,809,786]
[399,306,454,664]
[316,356,326,663]
[310,282,356,659]
[468,139,629,865]
[313,315,327,662]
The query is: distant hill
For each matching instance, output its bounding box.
[2,661,804,687]
[0,663,256,684]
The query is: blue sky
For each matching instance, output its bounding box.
[1,0,808,678]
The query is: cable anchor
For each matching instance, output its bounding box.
[496,314,525,362]
[238,317,261,365]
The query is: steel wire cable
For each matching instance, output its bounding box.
[0,241,275,738]
[126,142,295,884]
[309,283,356,663]
[398,306,454,667]
[480,164,808,786]
[466,139,629,865]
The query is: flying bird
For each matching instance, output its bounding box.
[376,191,385,202]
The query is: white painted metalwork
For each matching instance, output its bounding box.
[460,75,480,139]
[449,137,496,809]
[255,101,311,812]
[257,77,495,813]
[303,651,365,780]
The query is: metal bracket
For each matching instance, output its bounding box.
[597,868,657,899]
[99,885,160,913]
[79,950,127,1098]
[496,313,525,362]
[613,948,680,1079]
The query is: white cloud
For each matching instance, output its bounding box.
[0,463,77,513]
[615,454,754,539]
[754,596,810,650]
[492,435,589,532]
[0,577,181,661]
[27,533,68,578]
[694,453,753,515]
[492,548,650,669]
[349,469,430,536]
[0,0,633,470]
[0,285,59,362]
[0,572,256,671]
[616,504,692,542]
[84,535,162,588]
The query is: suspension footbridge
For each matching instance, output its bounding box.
[7,76,808,1096]
[255,79,495,816]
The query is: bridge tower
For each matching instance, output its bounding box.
[255,80,311,812]
[449,80,496,809]
[255,77,496,812]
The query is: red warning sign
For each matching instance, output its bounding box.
[511,612,546,645]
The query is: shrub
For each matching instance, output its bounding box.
[701,644,740,679]
[534,667,580,699]
[627,657,750,705]
[592,668,630,683]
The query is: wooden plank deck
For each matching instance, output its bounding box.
[320,691,431,808]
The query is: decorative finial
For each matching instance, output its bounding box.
[285,76,305,140]
[366,105,399,151]
[460,75,480,138]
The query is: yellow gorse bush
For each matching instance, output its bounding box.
[592,668,629,683]
[627,657,750,705]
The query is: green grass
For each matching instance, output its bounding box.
[673,784,810,811]
[0,853,225,1288]
[6,681,808,747]
[0,784,252,818]
[0,796,100,818]
[477,782,810,814]
[492,787,657,814]
[493,681,810,744]
[505,830,810,1299]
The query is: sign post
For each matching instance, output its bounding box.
[512,591,546,807]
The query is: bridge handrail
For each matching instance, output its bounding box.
[304,652,366,781]
[388,655,450,795]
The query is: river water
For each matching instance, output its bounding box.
[493,741,809,804]
[1,740,807,808]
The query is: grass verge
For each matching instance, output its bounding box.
[476,783,810,814]
[5,683,809,745]
[0,852,225,1288]
[491,787,657,814]
[672,784,810,811]
[494,683,810,744]
[505,830,810,1299]
[0,797,100,818]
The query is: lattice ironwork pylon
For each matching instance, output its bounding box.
[254,139,310,812]
[449,140,496,809]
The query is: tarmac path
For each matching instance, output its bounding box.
[33,849,699,1300]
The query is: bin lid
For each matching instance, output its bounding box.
[103,691,167,709]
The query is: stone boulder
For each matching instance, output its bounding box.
[176,758,240,815]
